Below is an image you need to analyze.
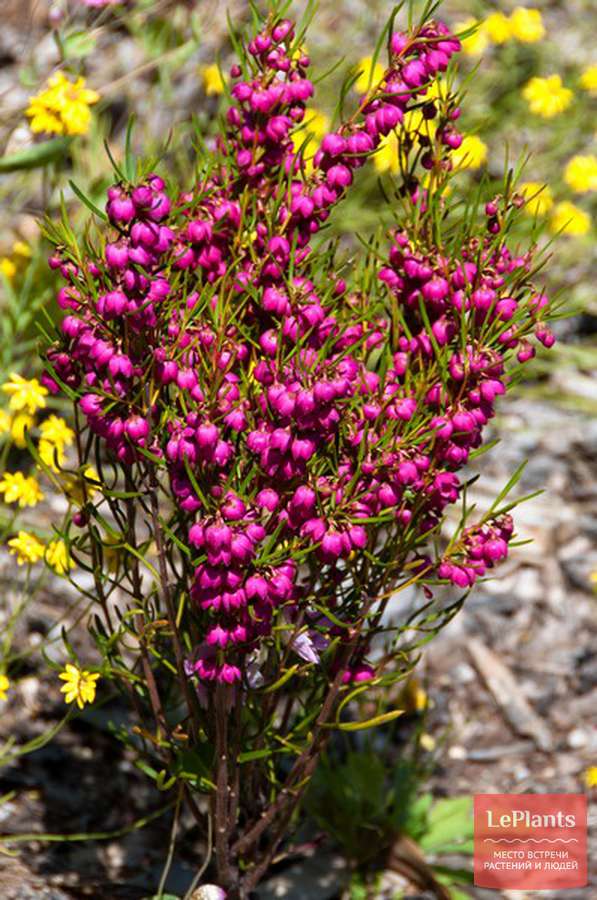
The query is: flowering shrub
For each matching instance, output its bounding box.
[38,5,554,896]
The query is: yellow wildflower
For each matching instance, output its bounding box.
[519,182,553,216]
[550,201,591,236]
[301,108,329,142]
[522,75,572,118]
[40,414,75,447]
[293,108,330,174]
[423,79,449,103]
[579,64,597,96]
[63,464,101,505]
[2,373,47,415]
[39,438,65,472]
[374,131,402,174]
[0,673,9,701]
[102,535,123,574]
[0,258,16,279]
[402,107,437,138]
[452,134,488,170]
[484,12,512,45]
[564,154,597,193]
[10,412,34,448]
[292,108,329,150]
[585,766,597,788]
[0,471,44,507]
[509,7,546,43]
[0,409,10,435]
[59,663,100,709]
[45,539,73,576]
[403,676,428,713]
[292,43,308,62]
[8,530,45,565]
[420,732,436,751]
[354,56,385,94]
[0,242,31,281]
[38,415,75,470]
[455,19,488,57]
[200,63,226,96]
[12,240,31,258]
[26,72,99,136]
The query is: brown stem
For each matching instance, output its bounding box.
[73,411,114,635]
[232,634,358,859]
[146,465,202,735]
[240,759,316,896]
[124,481,170,738]
[214,684,238,891]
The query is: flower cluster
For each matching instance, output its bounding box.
[0,372,78,575]
[580,65,597,96]
[438,515,513,587]
[26,72,99,136]
[0,472,44,507]
[0,240,31,281]
[457,6,545,56]
[522,75,573,119]
[59,663,100,708]
[519,181,591,237]
[564,155,597,194]
[43,15,552,690]
[0,374,76,503]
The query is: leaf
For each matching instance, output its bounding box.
[327,709,404,732]
[432,865,474,884]
[124,116,137,182]
[261,664,299,694]
[69,180,108,221]
[420,796,474,852]
[447,890,473,900]
[62,30,97,58]
[0,138,73,173]
[238,748,274,764]
[486,460,527,516]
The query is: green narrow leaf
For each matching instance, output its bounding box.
[238,748,274,764]
[69,180,108,221]
[327,709,404,732]
[261,664,299,694]
[0,138,73,172]
[61,30,97,58]
[124,116,137,182]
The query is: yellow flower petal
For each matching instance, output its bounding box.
[509,7,546,43]
[519,181,553,216]
[26,72,99,137]
[483,12,512,45]
[564,154,597,193]
[200,63,226,96]
[522,75,573,118]
[579,64,597,96]
[354,56,385,94]
[455,19,488,57]
[550,201,591,236]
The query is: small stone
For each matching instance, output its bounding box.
[191,887,227,900]
[453,662,476,683]
[449,744,467,760]
[568,728,588,749]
